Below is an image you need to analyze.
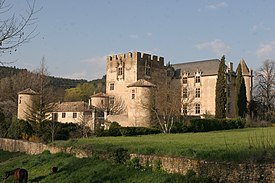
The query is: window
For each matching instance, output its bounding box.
[131,90,136,99]
[145,60,151,76]
[145,67,151,76]
[110,83,114,90]
[101,100,104,105]
[182,77,187,84]
[62,112,66,118]
[52,113,58,121]
[73,112,77,118]
[195,76,200,83]
[109,97,114,106]
[195,88,200,98]
[182,104,187,115]
[195,103,200,114]
[118,67,123,76]
[182,88,188,98]
[19,97,22,104]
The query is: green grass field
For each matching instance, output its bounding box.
[0,150,212,183]
[52,127,275,162]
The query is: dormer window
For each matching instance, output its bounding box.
[182,77,187,84]
[195,76,200,83]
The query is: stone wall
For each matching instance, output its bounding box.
[0,138,89,158]
[1,138,275,183]
[131,154,275,183]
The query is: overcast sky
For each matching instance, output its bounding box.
[2,0,275,80]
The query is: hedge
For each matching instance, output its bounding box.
[188,118,245,132]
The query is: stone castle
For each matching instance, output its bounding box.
[18,51,253,128]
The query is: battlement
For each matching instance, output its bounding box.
[107,51,164,63]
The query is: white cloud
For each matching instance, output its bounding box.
[206,2,228,9]
[129,34,138,39]
[195,39,231,56]
[256,41,275,60]
[251,23,271,34]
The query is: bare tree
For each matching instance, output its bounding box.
[25,58,57,124]
[254,60,275,121]
[0,0,39,64]
[77,112,92,138]
[140,80,181,133]
[95,96,126,115]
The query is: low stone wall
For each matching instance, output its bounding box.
[132,154,275,183]
[0,138,89,158]
[1,138,275,183]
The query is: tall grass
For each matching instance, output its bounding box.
[52,127,275,162]
[0,151,213,183]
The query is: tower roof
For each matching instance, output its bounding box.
[18,88,39,95]
[239,58,250,75]
[127,79,156,88]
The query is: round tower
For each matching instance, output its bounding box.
[90,92,109,109]
[17,88,39,120]
[127,79,156,127]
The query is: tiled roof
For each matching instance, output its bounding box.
[54,101,88,112]
[91,92,109,98]
[172,59,221,77]
[18,88,39,95]
[127,79,156,88]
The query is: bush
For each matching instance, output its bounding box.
[109,122,122,136]
[188,118,246,132]
[7,118,33,139]
[120,127,161,136]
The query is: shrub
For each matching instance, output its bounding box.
[7,119,33,139]
[109,122,122,136]
[188,118,246,132]
[120,127,161,136]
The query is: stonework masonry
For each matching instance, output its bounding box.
[1,138,274,183]
[106,51,253,127]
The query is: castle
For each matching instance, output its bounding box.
[17,51,253,128]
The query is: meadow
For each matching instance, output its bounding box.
[52,127,275,162]
[0,150,212,183]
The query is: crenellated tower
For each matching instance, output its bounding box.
[106,51,166,126]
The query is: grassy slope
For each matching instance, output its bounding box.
[0,151,212,183]
[52,127,275,162]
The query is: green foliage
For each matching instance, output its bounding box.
[7,118,33,139]
[0,111,12,137]
[0,66,27,79]
[120,127,161,136]
[64,80,106,102]
[188,118,245,132]
[108,122,122,136]
[154,159,163,172]
[235,64,247,117]
[215,55,227,118]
